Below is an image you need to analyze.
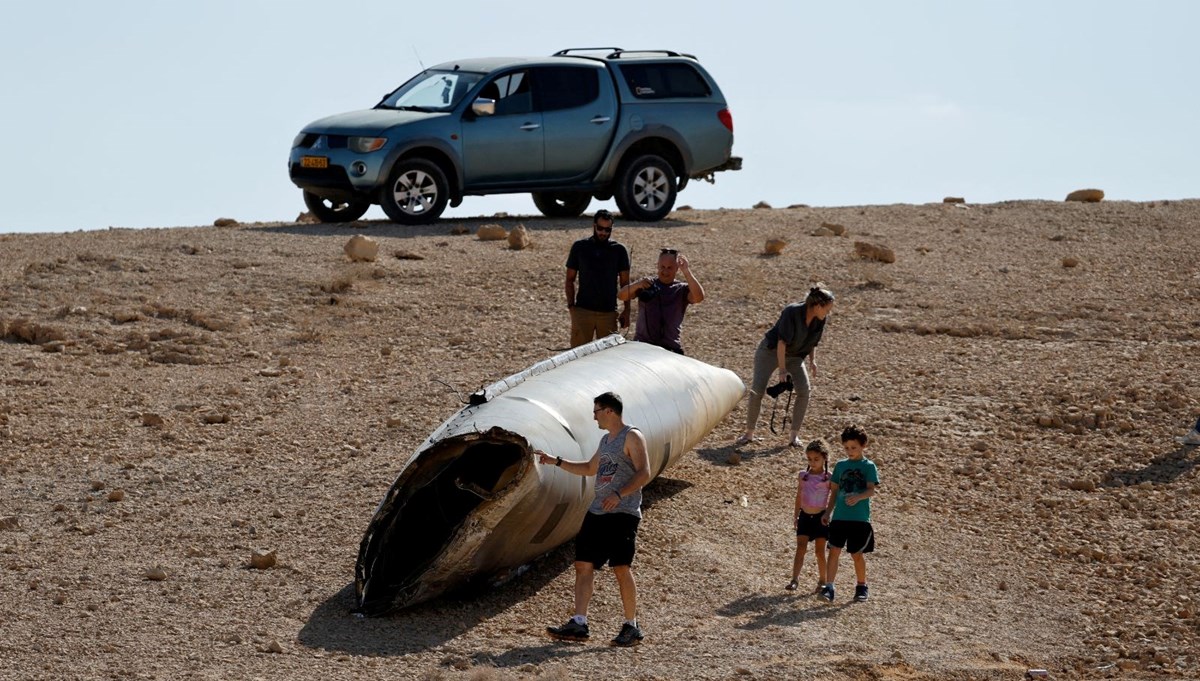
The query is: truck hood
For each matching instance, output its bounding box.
[302,108,447,134]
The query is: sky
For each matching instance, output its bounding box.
[2,1,1197,233]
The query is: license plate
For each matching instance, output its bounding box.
[300,156,328,169]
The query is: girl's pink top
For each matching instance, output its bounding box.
[799,471,831,509]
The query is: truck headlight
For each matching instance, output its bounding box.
[349,137,388,153]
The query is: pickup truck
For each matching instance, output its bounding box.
[288,48,741,224]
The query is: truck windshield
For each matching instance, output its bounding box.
[377,70,486,112]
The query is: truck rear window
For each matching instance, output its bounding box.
[619,63,711,99]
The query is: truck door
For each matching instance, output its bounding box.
[461,69,544,186]
[535,65,616,182]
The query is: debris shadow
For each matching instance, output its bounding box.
[297,476,690,657]
[1102,444,1198,487]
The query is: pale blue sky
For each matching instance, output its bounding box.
[2,1,1196,233]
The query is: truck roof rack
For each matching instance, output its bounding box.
[553,48,698,61]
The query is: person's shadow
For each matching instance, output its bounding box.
[716,591,846,630]
[1102,444,1198,487]
[296,476,691,660]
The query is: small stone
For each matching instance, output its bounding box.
[1062,257,1080,268]
[507,223,530,250]
[449,225,469,235]
[943,197,965,203]
[0,516,19,531]
[249,550,277,570]
[392,249,425,260]
[213,217,239,227]
[91,480,106,491]
[141,412,165,428]
[752,200,772,209]
[202,412,230,425]
[296,211,319,224]
[476,224,507,241]
[821,222,847,236]
[107,489,125,502]
[343,235,379,262]
[145,567,168,581]
[853,241,896,263]
[727,452,742,465]
[763,238,787,255]
[1066,188,1104,202]
[386,416,404,428]
[263,640,284,654]
[1068,478,1096,492]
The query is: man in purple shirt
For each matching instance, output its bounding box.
[618,249,706,354]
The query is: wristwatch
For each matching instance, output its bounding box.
[555,456,562,467]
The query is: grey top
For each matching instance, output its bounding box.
[589,425,643,518]
[763,302,826,359]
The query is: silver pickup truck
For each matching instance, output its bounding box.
[288,48,741,224]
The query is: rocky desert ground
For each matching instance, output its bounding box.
[1,199,1198,681]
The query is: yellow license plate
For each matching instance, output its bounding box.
[301,156,328,169]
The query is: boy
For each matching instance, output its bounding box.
[821,424,880,602]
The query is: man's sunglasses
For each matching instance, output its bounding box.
[660,248,678,255]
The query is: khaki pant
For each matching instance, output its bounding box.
[570,308,619,348]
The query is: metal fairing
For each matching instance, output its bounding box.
[354,335,744,615]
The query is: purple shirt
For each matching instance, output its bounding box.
[634,281,690,353]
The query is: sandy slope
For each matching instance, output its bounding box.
[1,200,1197,680]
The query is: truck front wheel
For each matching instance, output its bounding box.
[303,191,371,223]
[613,154,676,222]
[380,159,449,225]
[532,191,591,218]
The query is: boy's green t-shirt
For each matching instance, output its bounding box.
[831,457,880,523]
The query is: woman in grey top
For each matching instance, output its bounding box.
[735,285,835,447]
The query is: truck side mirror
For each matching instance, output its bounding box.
[471,98,496,117]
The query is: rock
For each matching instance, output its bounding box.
[145,567,168,581]
[213,217,239,227]
[0,516,19,531]
[821,221,847,236]
[753,201,772,209]
[386,416,404,428]
[343,235,379,262]
[787,203,810,209]
[811,226,835,237]
[449,225,469,235]
[943,197,965,203]
[249,550,277,570]
[1069,478,1096,492]
[202,412,229,425]
[739,495,749,507]
[476,224,507,241]
[854,241,896,263]
[91,480,106,491]
[393,250,424,260]
[676,205,693,211]
[507,223,530,250]
[263,640,284,654]
[727,452,742,465]
[1066,188,1104,202]
[1062,257,1080,268]
[141,412,165,428]
[295,211,319,224]
[763,238,787,255]
[107,489,125,502]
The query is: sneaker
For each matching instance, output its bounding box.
[547,618,589,642]
[789,437,803,448]
[1181,428,1200,446]
[733,434,757,447]
[610,622,644,647]
[820,584,835,602]
[854,584,869,602]
[813,582,826,595]
[785,579,798,591]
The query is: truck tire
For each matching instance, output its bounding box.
[380,158,449,225]
[532,191,591,218]
[302,191,370,223]
[613,154,676,222]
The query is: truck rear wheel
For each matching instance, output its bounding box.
[532,192,591,218]
[302,191,370,223]
[613,154,676,222]
[380,158,449,225]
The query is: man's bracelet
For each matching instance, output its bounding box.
[555,456,562,467]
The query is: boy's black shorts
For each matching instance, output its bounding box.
[827,520,875,554]
[795,510,829,541]
[576,511,640,567]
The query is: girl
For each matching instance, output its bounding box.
[787,439,832,592]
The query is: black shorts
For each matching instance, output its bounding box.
[576,511,640,568]
[827,520,875,554]
[795,510,829,541]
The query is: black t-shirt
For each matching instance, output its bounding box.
[566,237,630,312]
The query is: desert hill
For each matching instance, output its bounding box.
[1,200,1197,680]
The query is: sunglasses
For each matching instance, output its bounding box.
[660,248,678,255]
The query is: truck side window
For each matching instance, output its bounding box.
[534,66,600,111]
[488,70,533,116]
[619,64,711,99]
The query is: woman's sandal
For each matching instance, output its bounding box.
[734,434,755,447]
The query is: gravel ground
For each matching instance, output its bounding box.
[1,199,1197,680]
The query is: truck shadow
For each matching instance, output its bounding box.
[296,476,691,657]
[248,214,701,240]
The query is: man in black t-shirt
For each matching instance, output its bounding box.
[565,210,631,347]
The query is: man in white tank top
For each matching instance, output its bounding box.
[536,391,651,647]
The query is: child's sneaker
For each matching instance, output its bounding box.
[610,622,644,647]
[547,618,589,641]
[820,584,835,602]
[854,584,869,602]
[1181,427,1200,446]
